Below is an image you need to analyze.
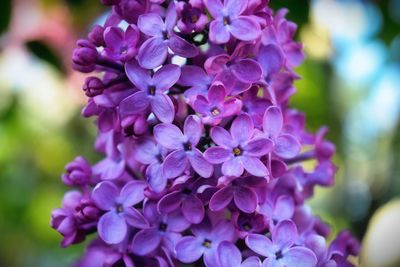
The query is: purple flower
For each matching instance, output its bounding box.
[154,115,213,178]
[131,202,189,256]
[62,156,92,186]
[120,60,180,123]
[259,195,295,227]
[133,139,168,192]
[204,114,272,177]
[137,3,198,69]
[217,241,262,267]
[209,176,266,213]
[204,0,261,44]
[103,25,139,62]
[92,181,149,244]
[263,106,301,159]
[175,219,236,266]
[177,0,208,33]
[193,82,242,125]
[246,220,317,267]
[179,65,212,102]
[158,180,205,224]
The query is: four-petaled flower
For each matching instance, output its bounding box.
[103,25,140,62]
[204,114,272,177]
[92,181,149,244]
[120,60,180,123]
[246,220,317,267]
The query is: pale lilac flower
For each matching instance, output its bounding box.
[246,220,317,267]
[103,25,140,62]
[92,181,148,244]
[120,60,180,123]
[218,241,262,267]
[137,3,198,69]
[154,115,213,178]
[204,0,261,44]
[204,114,272,177]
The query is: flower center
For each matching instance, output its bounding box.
[116,204,124,213]
[202,239,212,248]
[233,147,242,156]
[120,46,128,55]
[275,250,283,260]
[148,85,156,95]
[223,16,231,26]
[211,107,220,116]
[162,30,169,40]
[243,223,252,231]
[184,142,192,151]
[182,188,192,195]
[158,222,168,232]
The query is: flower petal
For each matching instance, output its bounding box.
[184,115,203,145]
[272,220,297,249]
[204,54,230,76]
[230,16,261,42]
[146,163,166,193]
[208,82,226,106]
[179,65,210,86]
[209,20,230,44]
[263,106,283,138]
[273,195,295,222]
[210,126,235,147]
[131,229,162,255]
[119,91,149,117]
[163,149,188,178]
[169,35,199,58]
[189,149,214,178]
[151,94,175,123]
[282,247,317,267]
[231,59,262,84]
[241,256,262,267]
[241,157,268,177]
[154,123,184,149]
[204,0,223,18]
[158,191,183,214]
[204,146,232,164]
[176,236,204,263]
[225,0,247,15]
[98,211,127,244]
[165,2,178,30]
[92,181,119,211]
[138,37,168,69]
[243,138,273,156]
[138,13,164,37]
[245,234,274,258]
[218,241,242,267]
[233,186,258,213]
[209,186,234,211]
[213,220,236,242]
[258,44,284,77]
[231,114,253,144]
[182,195,205,224]
[125,59,151,91]
[274,134,301,159]
[120,180,146,207]
[154,64,181,92]
[222,157,244,177]
[124,208,149,229]
[104,27,123,49]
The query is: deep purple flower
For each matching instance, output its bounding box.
[218,241,262,267]
[205,0,261,44]
[193,82,242,125]
[158,180,205,224]
[103,25,140,62]
[120,60,180,123]
[246,220,317,267]
[62,156,92,186]
[177,0,208,33]
[133,139,168,192]
[72,39,98,73]
[154,115,213,178]
[209,176,267,213]
[175,219,236,266]
[137,3,198,69]
[92,181,148,244]
[263,105,301,159]
[204,114,272,177]
[131,202,189,256]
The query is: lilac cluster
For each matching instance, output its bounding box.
[52,0,360,266]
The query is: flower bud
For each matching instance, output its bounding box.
[88,25,105,47]
[83,77,104,97]
[72,40,98,73]
[62,156,92,186]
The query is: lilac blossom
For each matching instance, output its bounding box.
[246,220,317,267]
[176,0,208,33]
[92,181,148,244]
[175,219,236,266]
[218,241,262,267]
[204,114,272,177]
[205,0,261,44]
[120,60,180,123]
[137,3,198,69]
[154,115,213,178]
[103,25,140,62]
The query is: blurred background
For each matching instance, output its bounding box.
[0,0,399,266]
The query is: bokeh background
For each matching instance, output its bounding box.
[0,0,399,266]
